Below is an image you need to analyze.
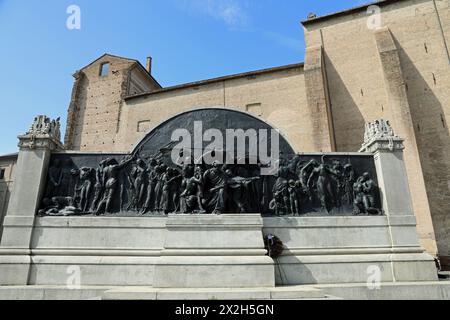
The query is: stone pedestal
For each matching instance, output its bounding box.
[153,214,275,288]
[358,119,438,282]
[0,116,63,285]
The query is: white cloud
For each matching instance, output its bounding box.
[176,0,249,30]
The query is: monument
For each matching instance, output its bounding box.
[0,110,444,300]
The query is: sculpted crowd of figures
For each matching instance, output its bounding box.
[38,153,381,217]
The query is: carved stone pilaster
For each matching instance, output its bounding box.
[0,115,64,285]
[360,119,404,153]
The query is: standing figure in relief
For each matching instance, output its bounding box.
[202,161,228,214]
[342,164,356,207]
[129,158,148,211]
[72,167,95,213]
[90,160,107,213]
[307,156,338,213]
[153,163,167,213]
[270,166,290,216]
[288,180,300,216]
[46,159,62,197]
[59,159,76,197]
[141,158,158,214]
[96,155,134,215]
[160,167,181,214]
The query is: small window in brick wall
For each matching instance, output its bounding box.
[99,62,110,77]
[137,120,152,133]
[0,169,5,180]
[246,103,263,117]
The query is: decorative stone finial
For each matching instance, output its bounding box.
[360,119,404,153]
[307,12,317,20]
[18,115,63,150]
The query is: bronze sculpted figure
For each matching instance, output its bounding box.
[90,160,107,212]
[180,164,205,214]
[141,158,158,214]
[72,167,94,213]
[129,159,148,212]
[353,172,380,215]
[307,157,338,213]
[46,159,63,197]
[96,155,134,215]
[202,161,228,214]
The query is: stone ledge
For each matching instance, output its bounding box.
[316,282,450,300]
[284,246,424,256]
[263,216,390,228]
[34,216,167,228]
[276,253,433,264]
[3,216,36,227]
[30,248,163,257]
[29,255,160,265]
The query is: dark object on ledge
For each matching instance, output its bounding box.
[264,234,284,259]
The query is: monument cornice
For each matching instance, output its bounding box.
[18,134,64,151]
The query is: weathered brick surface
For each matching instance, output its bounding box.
[65,55,159,151]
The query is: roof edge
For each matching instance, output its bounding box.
[77,53,162,89]
[125,62,304,101]
[301,0,405,26]
[0,152,18,160]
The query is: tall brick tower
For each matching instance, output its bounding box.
[64,54,161,151]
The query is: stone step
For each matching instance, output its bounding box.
[4,282,450,300]
[101,286,332,300]
[0,285,112,300]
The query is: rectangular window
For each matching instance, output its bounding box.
[99,62,110,77]
[137,120,151,133]
[246,103,263,117]
[0,169,5,180]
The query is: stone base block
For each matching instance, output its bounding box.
[154,214,275,288]
[264,216,438,285]
[0,253,32,285]
[153,256,275,288]
[29,256,160,286]
[275,253,437,285]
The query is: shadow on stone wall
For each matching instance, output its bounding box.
[323,52,366,152]
[394,36,450,259]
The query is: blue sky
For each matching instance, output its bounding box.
[0,0,370,155]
